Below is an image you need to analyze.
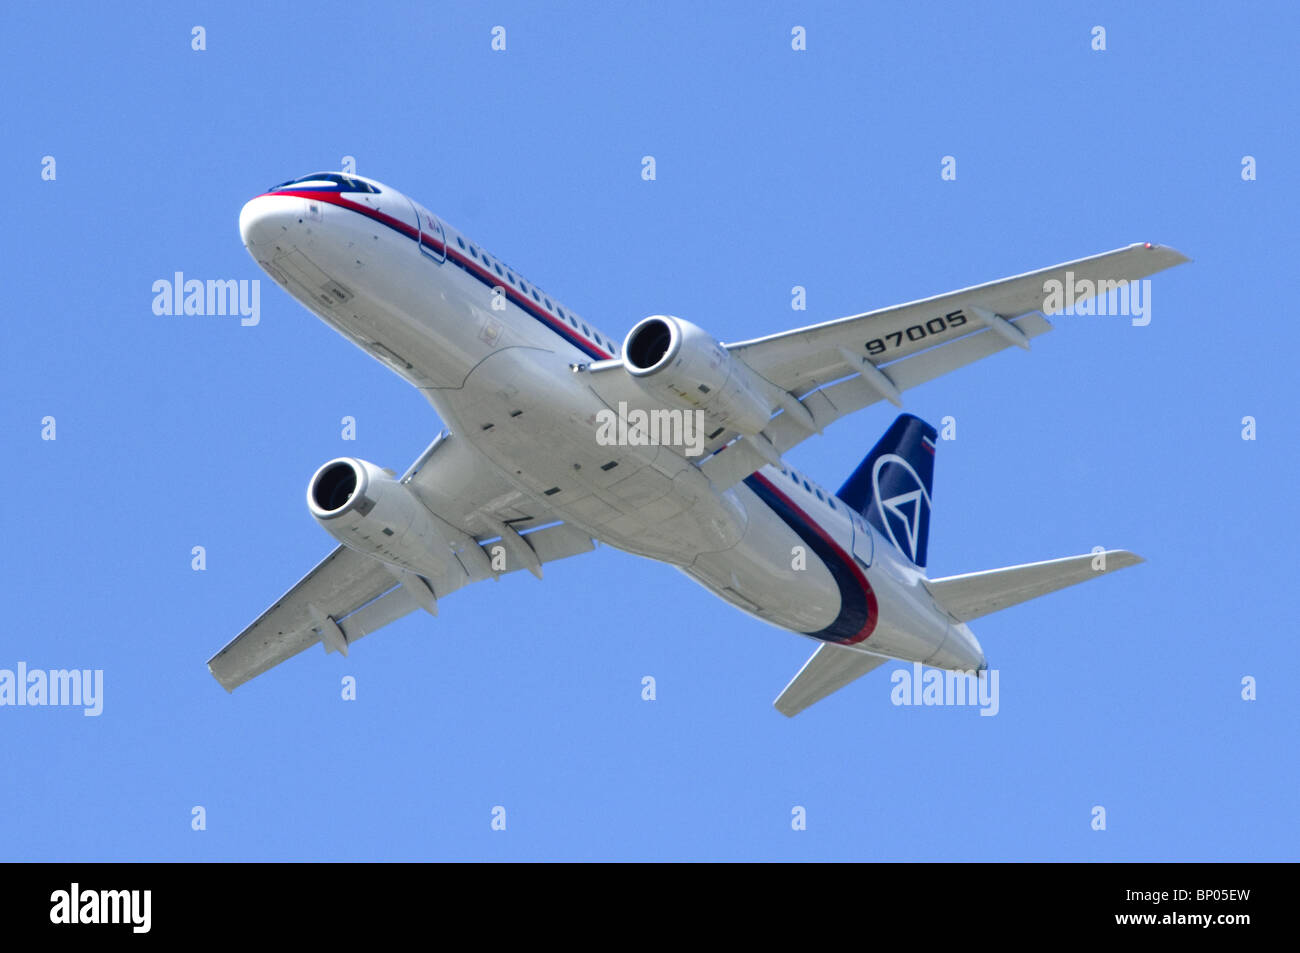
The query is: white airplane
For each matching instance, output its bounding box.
[209,171,1187,715]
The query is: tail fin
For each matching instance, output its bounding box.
[835,413,937,568]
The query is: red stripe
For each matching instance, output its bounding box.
[750,472,878,644]
[443,243,612,360]
[262,189,421,242]
[257,189,612,360]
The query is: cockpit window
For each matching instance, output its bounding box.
[269,172,380,194]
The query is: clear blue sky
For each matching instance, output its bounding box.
[2,2,1295,860]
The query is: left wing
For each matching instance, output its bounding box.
[208,432,594,691]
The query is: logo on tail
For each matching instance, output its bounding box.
[836,415,937,568]
[871,452,932,564]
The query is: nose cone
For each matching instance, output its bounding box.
[239,194,300,253]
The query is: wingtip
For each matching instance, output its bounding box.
[1108,549,1145,569]
[1137,241,1191,265]
[207,662,236,693]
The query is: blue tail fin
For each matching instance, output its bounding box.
[835,414,937,568]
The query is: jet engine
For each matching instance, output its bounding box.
[307,457,453,579]
[622,315,774,436]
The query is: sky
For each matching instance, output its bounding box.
[1,1,1296,861]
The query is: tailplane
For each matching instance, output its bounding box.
[926,550,1143,622]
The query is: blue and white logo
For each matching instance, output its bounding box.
[871,453,931,564]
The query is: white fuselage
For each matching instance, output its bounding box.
[238,174,984,672]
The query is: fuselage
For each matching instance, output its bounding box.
[238,172,984,672]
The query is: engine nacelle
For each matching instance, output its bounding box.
[622,315,774,437]
[307,457,452,579]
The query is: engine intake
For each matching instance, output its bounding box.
[310,460,364,515]
[307,458,452,578]
[622,315,774,436]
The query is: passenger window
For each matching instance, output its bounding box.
[581,324,590,335]
[456,237,465,250]
[495,264,503,276]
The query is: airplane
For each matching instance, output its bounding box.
[208,170,1188,715]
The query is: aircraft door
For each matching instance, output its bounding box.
[410,200,446,263]
[850,514,874,567]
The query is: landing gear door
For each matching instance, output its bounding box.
[410,200,446,263]
[850,515,874,568]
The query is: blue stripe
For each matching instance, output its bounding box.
[743,474,873,645]
[441,248,608,362]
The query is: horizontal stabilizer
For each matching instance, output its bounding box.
[774,643,891,717]
[925,550,1143,623]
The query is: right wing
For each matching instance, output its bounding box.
[586,243,1187,492]
[774,643,892,717]
[208,432,595,691]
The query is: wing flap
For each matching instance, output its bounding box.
[774,643,892,717]
[335,583,423,641]
[207,545,398,691]
[925,549,1143,623]
[513,522,597,564]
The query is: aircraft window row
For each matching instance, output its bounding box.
[776,465,840,511]
[446,231,614,353]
